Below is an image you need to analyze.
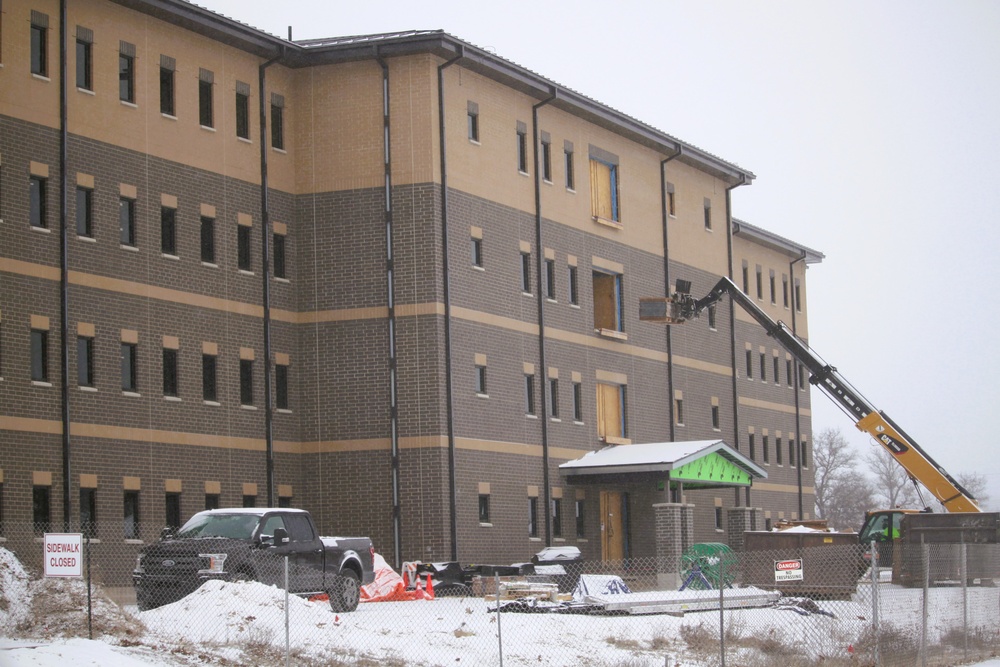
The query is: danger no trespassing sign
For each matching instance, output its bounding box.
[774,558,804,582]
[43,533,83,578]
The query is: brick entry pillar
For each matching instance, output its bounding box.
[653,503,695,589]
[726,506,765,552]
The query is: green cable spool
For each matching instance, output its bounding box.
[678,543,738,590]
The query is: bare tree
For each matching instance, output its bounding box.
[866,446,920,510]
[813,427,875,530]
[956,471,991,510]
[823,475,876,532]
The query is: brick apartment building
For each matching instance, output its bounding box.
[0,0,823,570]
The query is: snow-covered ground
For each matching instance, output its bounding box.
[1,546,997,666]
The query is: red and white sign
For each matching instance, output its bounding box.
[774,558,803,582]
[43,533,83,578]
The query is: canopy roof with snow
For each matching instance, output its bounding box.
[559,440,766,488]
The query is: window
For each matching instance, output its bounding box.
[564,144,575,190]
[769,271,776,304]
[121,342,138,392]
[596,382,626,441]
[749,434,756,461]
[80,488,97,538]
[520,251,531,294]
[272,362,288,409]
[756,266,763,300]
[475,365,487,395]
[162,348,178,397]
[75,28,93,90]
[799,363,806,389]
[205,493,220,510]
[31,329,48,381]
[273,233,286,278]
[240,358,253,405]
[165,493,181,530]
[76,187,93,237]
[548,378,559,418]
[202,353,217,401]
[674,398,684,425]
[552,498,562,537]
[199,69,214,128]
[471,237,483,268]
[572,381,583,422]
[745,349,753,379]
[763,436,770,464]
[467,103,479,142]
[160,207,177,255]
[708,304,717,330]
[242,494,256,508]
[776,437,783,465]
[235,82,250,139]
[575,499,585,538]
[119,42,135,104]
[592,271,624,333]
[666,183,676,216]
[524,373,536,415]
[516,123,528,173]
[541,138,552,182]
[200,216,215,263]
[271,94,285,150]
[478,493,490,523]
[589,157,619,223]
[238,225,252,271]
[30,176,47,228]
[545,258,556,299]
[742,263,750,295]
[800,441,808,468]
[704,199,712,230]
[759,353,767,382]
[794,280,802,312]
[123,491,140,539]
[119,197,136,247]
[159,56,175,116]
[786,359,793,387]
[712,405,720,430]
[715,507,723,530]
[77,335,94,387]
[773,356,780,384]
[568,265,579,305]
[789,439,796,467]
[30,12,48,77]
[528,497,538,537]
[278,495,292,508]
[33,486,51,534]
[783,276,790,308]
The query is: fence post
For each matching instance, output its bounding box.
[920,538,928,667]
[870,540,879,666]
[961,540,968,663]
[718,556,726,667]
[284,555,290,667]
[86,533,93,640]
[495,573,503,667]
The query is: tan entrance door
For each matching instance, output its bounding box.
[600,490,625,561]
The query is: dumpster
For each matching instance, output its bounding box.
[741,530,861,599]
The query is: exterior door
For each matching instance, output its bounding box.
[601,491,625,561]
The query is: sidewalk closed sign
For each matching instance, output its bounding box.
[44,533,83,578]
[774,558,803,582]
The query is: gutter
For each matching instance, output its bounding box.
[437,48,464,561]
[789,251,807,518]
[724,174,748,507]
[59,0,71,530]
[658,146,682,443]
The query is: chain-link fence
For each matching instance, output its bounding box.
[1,523,998,667]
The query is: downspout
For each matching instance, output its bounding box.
[59,0,71,530]
[724,175,747,507]
[375,48,404,569]
[789,252,807,518]
[658,146,682,444]
[438,48,463,561]
[532,89,556,545]
[258,51,281,506]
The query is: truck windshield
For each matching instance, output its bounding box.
[175,513,260,539]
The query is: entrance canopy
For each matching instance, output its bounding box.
[559,440,766,487]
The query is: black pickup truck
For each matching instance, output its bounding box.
[133,508,374,613]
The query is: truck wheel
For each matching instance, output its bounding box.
[329,570,361,613]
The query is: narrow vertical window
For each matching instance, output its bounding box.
[160,206,177,255]
[708,304,717,330]
[33,486,51,534]
[789,439,796,467]
[467,101,479,142]
[763,436,770,464]
[475,365,487,395]
[711,405,720,430]
[520,251,531,293]
[548,377,559,418]
[121,342,138,392]
[525,373,536,415]
[745,349,753,379]
[199,69,214,128]
[794,280,802,312]
[238,225,252,271]
[568,265,579,305]
[545,258,556,299]
[77,335,94,387]
[674,398,684,425]
[575,499,585,538]
[200,216,215,263]
[742,262,749,294]
[756,265,763,300]
[776,437,783,465]
[30,12,48,77]
[235,81,250,139]
[80,488,97,538]
[786,359,793,387]
[572,381,583,422]
[783,275,790,308]
[704,198,712,230]
[75,27,93,90]
[516,122,528,173]
[30,176,47,228]
[165,493,181,529]
[276,362,289,410]
[478,494,490,523]
[798,363,806,389]
[773,356,780,385]
[541,137,552,182]
[564,142,575,190]
[273,232,286,279]
[471,237,483,268]
[76,187,93,237]
[205,493,220,510]
[552,498,562,537]
[270,94,285,150]
[162,347,178,397]
[119,197,136,247]
[240,358,253,405]
[769,271,776,304]
[528,497,538,537]
[31,329,49,381]
[666,183,676,216]
[123,490,140,539]
[119,42,136,104]
[202,353,217,401]
[715,508,723,530]
[749,433,756,461]
[759,352,767,382]
[160,55,176,116]
[800,441,808,468]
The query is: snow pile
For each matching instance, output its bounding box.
[0,546,33,634]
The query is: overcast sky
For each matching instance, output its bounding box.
[195,0,1000,509]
